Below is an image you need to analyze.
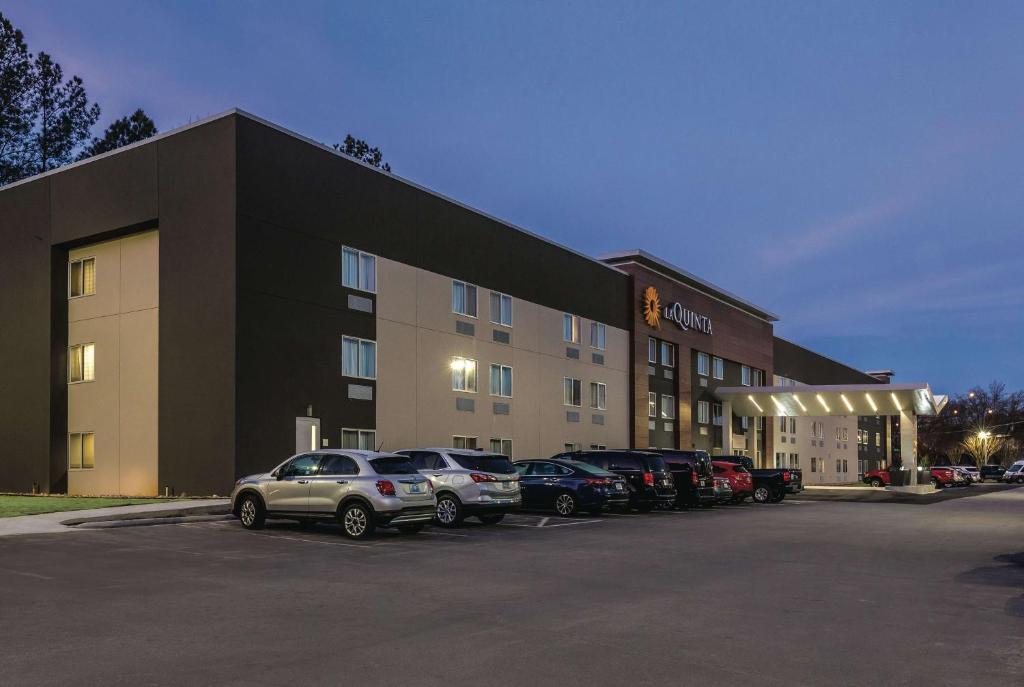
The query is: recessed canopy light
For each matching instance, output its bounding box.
[748,395,764,413]
[840,394,854,413]
[865,393,878,413]
[791,394,807,412]
[891,392,902,412]
[816,394,830,413]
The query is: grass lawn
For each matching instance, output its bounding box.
[0,495,173,518]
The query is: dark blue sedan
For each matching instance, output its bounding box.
[513,459,630,516]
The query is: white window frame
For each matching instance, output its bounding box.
[563,377,582,407]
[452,280,478,318]
[451,357,478,393]
[712,402,723,426]
[648,337,658,364]
[489,291,513,327]
[660,341,675,367]
[712,356,724,380]
[563,313,581,344]
[697,352,709,376]
[589,382,607,410]
[741,416,749,430]
[696,399,709,424]
[661,394,677,420]
[342,336,377,380]
[68,431,95,470]
[68,256,96,299]
[489,363,513,398]
[589,322,606,350]
[341,246,377,293]
[453,435,478,450]
[741,365,751,386]
[341,428,376,450]
[648,392,657,418]
[489,437,513,457]
[68,343,96,384]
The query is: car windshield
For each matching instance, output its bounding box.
[567,461,616,477]
[369,456,420,475]
[449,452,516,474]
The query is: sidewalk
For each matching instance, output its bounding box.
[0,499,230,537]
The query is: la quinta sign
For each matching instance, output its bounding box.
[642,286,713,335]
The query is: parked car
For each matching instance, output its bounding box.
[714,456,787,503]
[555,450,676,512]
[863,466,962,488]
[713,476,734,504]
[1002,461,1024,484]
[231,450,435,539]
[396,449,521,527]
[513,458,629,516]
[951,466,977,484]
[980,464,1006,482]
[648,450,715,508]
[713,460,754,502]
[958,465,981,482]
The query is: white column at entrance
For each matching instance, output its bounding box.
[723,400,733,454]
[900,409,918,486]
[753,415,761,467]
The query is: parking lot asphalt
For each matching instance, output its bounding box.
[2,489,1023,687]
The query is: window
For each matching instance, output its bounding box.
[753,369,764,386]
[648,392,656,418]
[780,417,788,433]
[841,428,849,442]
[842,459,849,473]
[68,343,95,383]
[68,432,95,470]
[563,314,580,343]
[648,337,658,363]
[875,433,881,448]
[775,452,785,468]
[660,342,675,367]
[789,453,799,467]
[811,457,817,473]
[69,257,96,298]
[341,429,376,450]
[589,444,607,450]
[789,418,796,434]
[564,442,582,452]
[489,438,513,457]
[452,281,478,317]
[696,400,709,424]
[836,459,842,474]
[661,394,677,420]
[811,421,824,439]
[341,247,376,292]
[590,322,606,350]
[712,403,723,426]
[453,435,478,450]
[489,364,513,397]
[590,382,607,410]
[281,454,321,478]
[320,454,360,475]
[563,377,582,406]
[490,292,513,327]
[342,337,376,379]
[741,365,751,386]
[712,356,724,380]
[697,352,709,376]
[741,416,749,430]
[451,357,478,392]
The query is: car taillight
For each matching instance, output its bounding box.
[691,471,699,486]
[584,478,611,486]
[425,480,434,493]
[470,473,497,483]
[782,471,791,481]
[375,480,396,496]
[643,472,655,486]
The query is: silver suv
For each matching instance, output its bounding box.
[396,449,521,527]
[231,450,435,539]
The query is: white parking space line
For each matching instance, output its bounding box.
[420,530,469,537]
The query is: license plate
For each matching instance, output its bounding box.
[409,483,423,494]
[615,483,623,490]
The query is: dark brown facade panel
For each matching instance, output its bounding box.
[773,337,880,385]
[157,116,238,496]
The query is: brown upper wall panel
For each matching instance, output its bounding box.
[49,143,158,245]
[773,336,881,385]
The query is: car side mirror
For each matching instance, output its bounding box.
[275,471,286,481]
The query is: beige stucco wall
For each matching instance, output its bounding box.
[771,375,858,484]
[68,231,159,495]
[375,258,629,458]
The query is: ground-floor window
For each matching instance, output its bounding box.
[342,428,376,450]
[589,443,607,450]
[811,457,817,472]
[453,435,478,450]
[68,432,95,470]
[842,459,848,473]
[775,452,785,468]
[489,438,512,457]
[564,442,582,452]
[789,453,799,467]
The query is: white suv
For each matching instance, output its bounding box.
[396,449,521,527]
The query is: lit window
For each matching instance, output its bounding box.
[741,365,751,386]
[563,377,582,407]
[342,337,376,379]
[712,356,724,380]
[452,281,478,317]
[489,364,513,397]
[563,314,580,344]
[589,382,607,410]
[69,257,96,298]
[648,392,656,418]
[696,400,708,424]
[342,429,376,450]
[741,416,749,430]
[453,435,478,450]
[68,343,95,383]
[697,352,709,376]
[590,322,606,350]
[648,337,658,364]
[489,438,513,457]
[68,432,95,470]
[451,357,478,392]
[875,433,881,448]
[662,394,677,420]
[341,247,376,292]
[489,292,512,327]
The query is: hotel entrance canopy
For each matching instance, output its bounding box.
[713,383,947,419]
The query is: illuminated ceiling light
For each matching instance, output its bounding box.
[891,392,902,412]
[840,394,854,413]
[816,394,830,413]
[770,395,786,415]
[791,394,807,412]
[865,393,878,413]
[748,395,764,414]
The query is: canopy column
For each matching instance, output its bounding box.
[723,400,733,454]
[900,409,918,486]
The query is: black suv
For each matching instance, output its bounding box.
[650,450,716,508]
[554,450,676,512]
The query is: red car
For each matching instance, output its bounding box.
[863,466,962,488]
[712,460,753,503]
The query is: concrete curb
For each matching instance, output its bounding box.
[797,483,1021,505]
[73,514,235,529]
[61,503,231,527]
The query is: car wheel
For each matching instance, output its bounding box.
[478,514,505,525]
[434,494,464,528]
[752,486,771,503]
[870,477,884,488]
[237,493,265,530]
[339,502,375,540]
[770,490,785,503]
[554,492,579,517]
[397,524,424,534]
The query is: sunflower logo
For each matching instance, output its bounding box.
[642,286,661,329]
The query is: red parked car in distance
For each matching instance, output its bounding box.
[712,460,753,503]
[863,466,962,488]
